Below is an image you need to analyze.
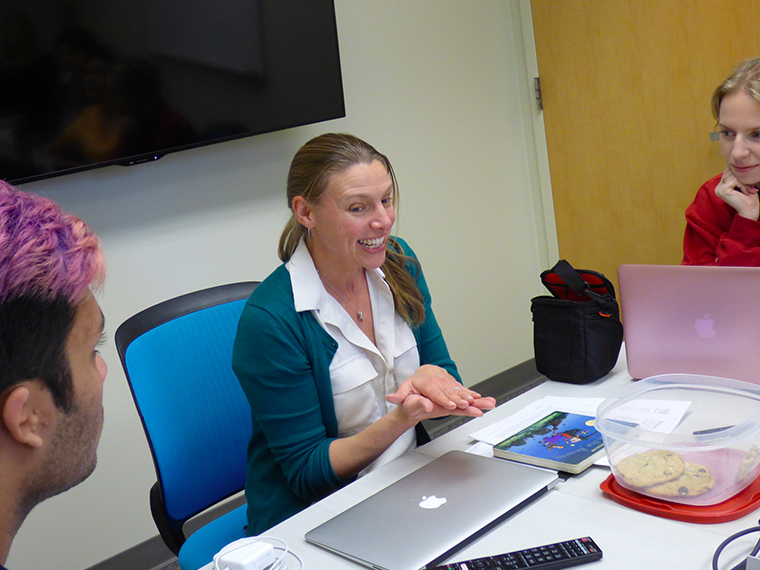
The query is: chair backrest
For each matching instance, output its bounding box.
[115,282,258,552]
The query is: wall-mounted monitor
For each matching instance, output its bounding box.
[0,0,345,184]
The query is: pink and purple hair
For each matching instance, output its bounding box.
[0,180,104,304]
[0,181,105,410]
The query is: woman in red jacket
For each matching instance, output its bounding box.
[683,58,760,265]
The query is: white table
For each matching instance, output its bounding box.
[202,353,760,569]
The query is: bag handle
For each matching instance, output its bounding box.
[551,259,608,305]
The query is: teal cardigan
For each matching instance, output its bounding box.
[232,238,461,534]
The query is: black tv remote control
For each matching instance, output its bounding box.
[428,536,602,570]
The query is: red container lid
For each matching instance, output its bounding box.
[600,473,760,523]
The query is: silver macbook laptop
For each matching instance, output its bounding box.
[305,450,559,570]
[618,264,760,383]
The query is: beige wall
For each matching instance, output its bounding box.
[8,2,554,568]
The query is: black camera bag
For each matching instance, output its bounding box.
[531,259,623,384]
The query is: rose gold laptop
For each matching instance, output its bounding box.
[618,264,760,384]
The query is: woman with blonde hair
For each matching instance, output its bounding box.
[233,133,494,534]
[684,57,760,265]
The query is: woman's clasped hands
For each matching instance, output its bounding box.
[385,364,496,423]
[715,168,760,221]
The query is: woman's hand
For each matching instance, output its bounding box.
[385,364,496,422]
[715,168,760,220]
[329,366,495,478]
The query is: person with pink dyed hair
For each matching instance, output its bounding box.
[0,181,106,569]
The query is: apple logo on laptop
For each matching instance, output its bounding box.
[419,495,447,509]
[694,314,717,339]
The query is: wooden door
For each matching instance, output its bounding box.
[531,0,760,290]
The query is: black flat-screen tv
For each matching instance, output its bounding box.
[0,0,344,184]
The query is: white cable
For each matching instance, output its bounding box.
[213,535,304,570]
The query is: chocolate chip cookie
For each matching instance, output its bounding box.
[617,449,685,488]
[646,462,714,497]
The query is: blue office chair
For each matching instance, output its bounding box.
[115,282,259,570]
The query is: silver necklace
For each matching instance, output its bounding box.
[322,279,365,322]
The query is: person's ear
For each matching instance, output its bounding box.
[2,384,47,449]
[292,196,315,229]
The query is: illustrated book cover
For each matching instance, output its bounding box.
[492,411,605,474]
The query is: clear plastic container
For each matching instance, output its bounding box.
[597,374,760,506]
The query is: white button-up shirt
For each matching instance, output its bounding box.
[287,241,418,474]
